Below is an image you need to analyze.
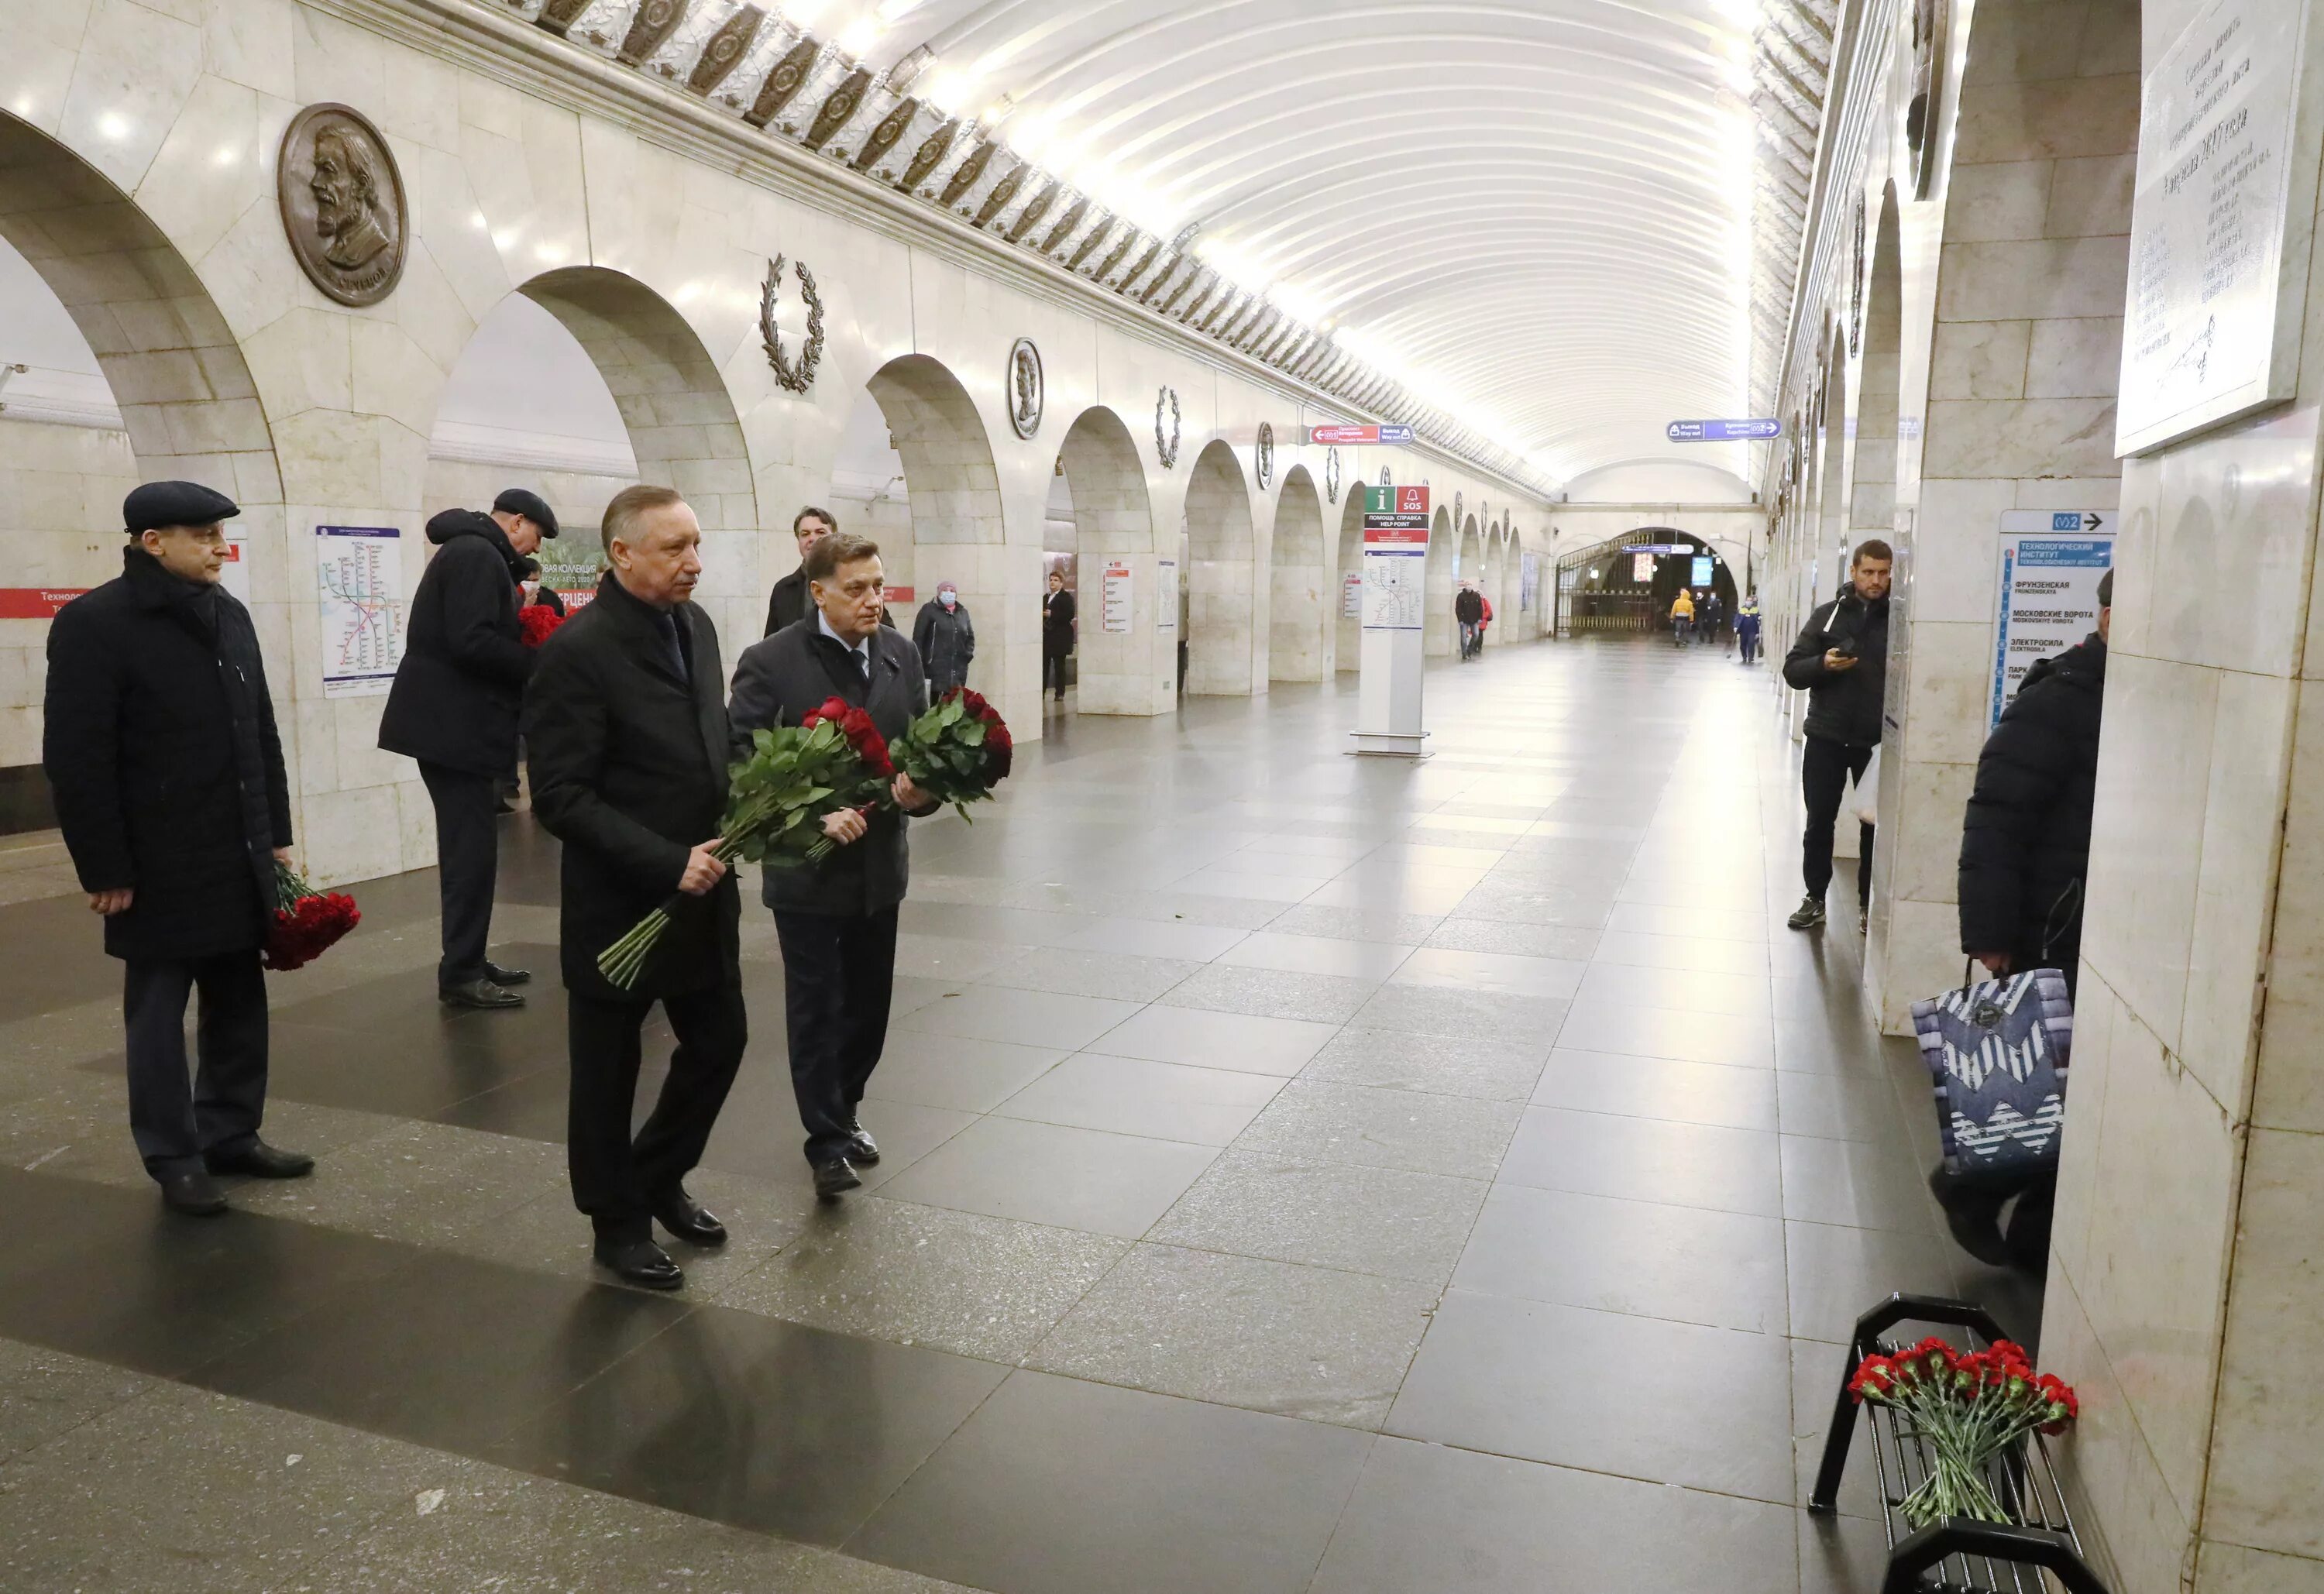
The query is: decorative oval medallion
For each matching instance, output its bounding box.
[1255,422,1274,490]
[1008,338,1043,440]
[277,104,408,308]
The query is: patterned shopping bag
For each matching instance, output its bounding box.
[1909,967,2074,1180]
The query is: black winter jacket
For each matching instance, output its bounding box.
[44,548,292,961]
[1043,589,1076,652]
[727,617,933,919]
[1783,590,1890,747]
[913,599,975,690]
[379,515,534,778]
[522,573,740,1001]
[1958,634,2106,962]
[1455,586,1484,625]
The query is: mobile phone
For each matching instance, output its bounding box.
[1831,637,1858,659]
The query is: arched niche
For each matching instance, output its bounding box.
[1054,405,1168,714]
[1183,438,1258,695]
[1269,464,1329,682]
[1333,487,1365,671]
[1423,503,1456,658]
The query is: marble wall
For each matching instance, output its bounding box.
[0,0,1556,885]
[0,414,137,768]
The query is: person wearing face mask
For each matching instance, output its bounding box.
[911,580,976,697]
[43,482,308,1216]
[523,485,745,1290]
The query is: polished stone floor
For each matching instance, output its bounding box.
[0,635,2037,1592]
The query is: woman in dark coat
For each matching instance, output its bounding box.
[43,481,307,1214]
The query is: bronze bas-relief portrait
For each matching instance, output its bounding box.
[277,104,407,307]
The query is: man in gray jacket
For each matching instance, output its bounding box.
[728,531,938,1197]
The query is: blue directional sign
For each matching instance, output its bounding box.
[1379,424,1415,445]
[1666,418,1782,441]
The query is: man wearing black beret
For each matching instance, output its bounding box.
[380,490,555,1008]
[43,482,309,1216]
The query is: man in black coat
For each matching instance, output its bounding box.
[730,531,938,1197]
[1782,539,1892,932]
[765,505,892,637]
[1042,569,1076,700]
[379,488,557,1008]
[523,485,743,1290]
[1454,582,1484,659]
[912,580,975,696]
[43,482,310,1216]
[1960,569,2111,992]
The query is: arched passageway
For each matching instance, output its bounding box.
[1183,439,1259,695]
[1332,489,1367,672]
[1269,465,1328,682]
[1423,503,1456,658]
[1054,407,1167,714]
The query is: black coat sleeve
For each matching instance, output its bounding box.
[1957,687,2075,953]
[726,638,788,745]
[250,642,294,849]
[1781,605,1833,689]
[41,605,133,892]
[438,541,535,689]
[524,641,691,893]
[958,606,975,665]
[912,603,936,667]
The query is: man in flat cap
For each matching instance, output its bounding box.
[380,490,555,1008]
[44,482,308,1216]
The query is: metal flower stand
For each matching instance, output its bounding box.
[1809,1293,2112,1594]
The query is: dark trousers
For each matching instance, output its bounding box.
[419,761,497,988]
[1043,645,1069,696]
[773,905,900,1165]
[123,951,269,1177]
[1800,733,1875,909]
[566,983,747,1244]
[1739,627,1760,663]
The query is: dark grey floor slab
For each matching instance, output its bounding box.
[1085,1004,1341,1077]
[1779,1132,1944,1232]
[994,1050,1283,1145]
[1023,1243,1436,1428]
[1528,1046,1781,1131]
[873,1115,1218,1237]
[846,1369,1374,1594]
[1387,1290,1793,1503]
[1498,1105,1785,1218]
[1309,1436,1800,1594]
[891,984,1146,1050]
[1149,1150,1487,1285]
[492,1307,1010,1546]
[1453,1182,1789,1335]
[1785,1218,1965,1344]
[862,1036,1068,1114]
[1231,1079,1522,1179]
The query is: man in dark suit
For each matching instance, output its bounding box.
[731,531,938,1197]
[380,487,557,1008]
[524,484,743,1289]
[43,481,310,1215]
[765,506,892,636]
[1042,568,1075,700]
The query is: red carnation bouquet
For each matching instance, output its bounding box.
[1848,1337,2078,1526]
[888,687,1012,819]
[596,699,892,988]
[517,605,565,648]
[263,861,361,971]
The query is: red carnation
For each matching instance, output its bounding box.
[517,605,565,648]
[263,866,360,971]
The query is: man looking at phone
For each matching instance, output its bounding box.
[1782,539,1892,932]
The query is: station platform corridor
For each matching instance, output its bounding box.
[0,637,2039,1593]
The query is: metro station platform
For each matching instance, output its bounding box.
[0,637,2035,1593]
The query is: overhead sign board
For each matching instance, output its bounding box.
[1622,543,1690,555]
[1989,511,2116,729]
[1666,418,1782,441]
[2116,0,2312,454]
[1312,423,1417,447]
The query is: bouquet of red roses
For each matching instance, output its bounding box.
[1848,1336,2078,1526]
[262,861,361,971]
[517,605,565,648]
[888,688,1012,819]
[596,700,891,988]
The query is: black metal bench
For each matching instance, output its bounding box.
[1808,1293,2110,1594]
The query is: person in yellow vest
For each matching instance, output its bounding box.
[1669,588,1694,648]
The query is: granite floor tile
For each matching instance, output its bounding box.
[994,1051,1284,1145]
[1388,945,1587,999]
[1212,929,1417,981]
[1231,1079,1522,1180]
[1777,1070,1913,1142]
[1024,1242,1437,1428]
[873,1115,1219,1237]
[1149,1150,1487,1285]
[1157,962,1380,1024]
[1422,916,1604,960]
[1086,1004,1341,1077]
[1779,1133,1945,1232]
[861,1036,1067,1114]
[1784,1218,1965,1344]
[1263,905,1444,945]
[1553,998,1775,1067]
[0,1342,155,1464]
[1574,959,1774,1016]
[1300,1025,1550,1101]
[1589,929,1771,977]
[1347,982,1569,1046]
[891,984,1147,1050]
[983,946,1203,1001]
[1499,1105,1785,1218]
[1528,1047,1781,1132]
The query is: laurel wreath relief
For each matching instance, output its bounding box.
[1156,386,1181,469]
[1325,446,1341,504]
[759,254,824,394]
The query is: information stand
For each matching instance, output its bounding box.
[1352,484,1430,757]
[1989,511,2114,729]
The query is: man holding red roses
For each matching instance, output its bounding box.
[729,531,939,1197]
[43,482,310,1216]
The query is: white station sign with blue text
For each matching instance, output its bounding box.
[1989,510,2115,730]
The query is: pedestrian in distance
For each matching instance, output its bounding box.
[43,482,311,1217]
[1783,540,1891,933]
[766,505,891,637]
[1477,590,1494,653]
[1042,569,1076,701]
[380,488,557,1008]
[912,580,976,697]
[515,555,566,617]
[1698,591,1722,646]
[729,531,941,1200]
[1455,582,1484,658]
[1736,591,1762,664]
[1669,586,1693,647]
[523,485,745,1290]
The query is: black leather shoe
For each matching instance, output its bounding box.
[813,1158,861,1199]
[593,1238,683,1290]
[442,978,524,1009]
[160,1170,228,1216]
[654,1189,727,1246]
[844,1119,881,1166]
[205,1139,314,1179]
[484,960,532,986]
